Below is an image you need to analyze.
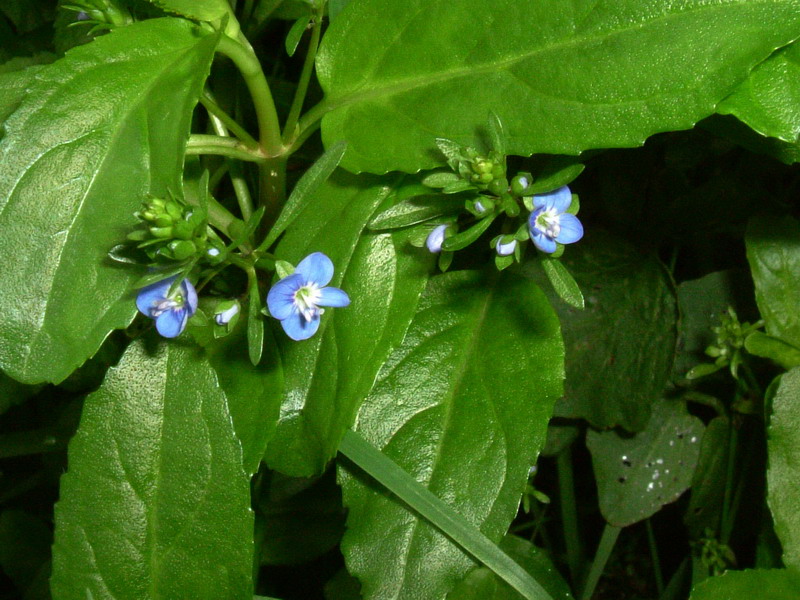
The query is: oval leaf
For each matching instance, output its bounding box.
[339,270,564,600]
[0,19,218,384]
[51,339,254,599]
[317,0,800,173]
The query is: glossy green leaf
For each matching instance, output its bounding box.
[369,194,464,231]
[747,215,800,348]
[0,19,218,384]
[261,141,347,250]
[527,156,585,194]
[689,568,800,600]
[247,273,265,366]
[448,535,573,600]
[746,331,800,370]
[286,15,311,57]
[767,367,800,570]
[0,67,40,127]
[146,0,230,20]
[441,215,495,251]
[684,417,730,538]
[525,230,678,432]
[719,42,800,143]
[263,171,432,476]
[51,339,254,599]
[339,270,564,600]
[587,399,704,527]
[316,0,800,173]
[540,258,584,310]
[207,325,283,477]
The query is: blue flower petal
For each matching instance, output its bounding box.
[156,309,187,338]
[136,277,173,316]
[556,213,584,245]
[267,273,304,320]
[426,225,447,253]
[182,279,198,314]
[317,286,350,308]
[530,229,557,254]
[295,252,334,286]
[496,238,517,256]
[533,186,571,213]
[281,312,321,341]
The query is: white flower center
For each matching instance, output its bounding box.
[536,208,561,238]
[150,293,183,317]
[294,283,324,322]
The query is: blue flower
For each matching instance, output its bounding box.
[426,224,448,253]
[528,186,584,254]
[136,276,198,338]
[495,237,517,256]
[267,252,350,341]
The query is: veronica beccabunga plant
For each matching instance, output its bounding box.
[1,2,800,600]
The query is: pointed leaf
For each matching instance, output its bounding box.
[317,0,800,173]
[0,19,218,384]
[690,568,800,600]
[263,171,433,476]
[339,270,564,600]
[51,339,254,599]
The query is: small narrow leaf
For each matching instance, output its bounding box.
[440,215,495,251]
[248,272,265,366]
[369,194,464,231]
[286,15,311,56]
[486,111,505,156]
[541,258,584,309]
[261,141,347,250]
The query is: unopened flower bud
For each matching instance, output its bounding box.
[426,225,448,253]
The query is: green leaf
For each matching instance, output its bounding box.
[702,114,800,166]
[369,194,464,231]
[51,338,254,599]
[146,0,230,20]
[690,568,800,600]
[527,155,585,194]
[0,19,218,384]
[540,258,584,309]
[339,270,564,600]
[285,14,311,57]
[767,367,800,570]
[208,325,283,477]
[746,331,800,370]
[719,42,800,143]
[316,0,800,173]
[263,171,432,476]
[684,416,729,538]
[524,230,678,432]
[747,215,800,349]
[448,535,573,600]
[0,66,40,129]
[440,216,495,251]
[586,399,704,527]
[261,141,347,250]
[247,272,265,366]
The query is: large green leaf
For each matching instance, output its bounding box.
[146,0,230,20]
[263,171,432,476]
[690,568,800,600]
[767,367,800,570]
[339,270,564,600]
[587,399,704,527]
[719,42,800,143]
[316,0,800,174]
[746,215,800,348]
[0,18,217,384]
[525,230,678,432]
[51,338,254,600]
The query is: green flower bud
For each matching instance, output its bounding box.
[150,226,173,239]
[167,240,197,261]
[511,173,532,196]
[487,177,508,196]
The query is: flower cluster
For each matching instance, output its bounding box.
[136,252,350,341]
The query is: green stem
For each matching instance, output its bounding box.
[580,523,622,600]
[259,156,287,230]
[201,90,260,148]
[186,134,265,163]
[338,429,555,600]
[647,519,665,596]
[216,34,284,157]
[292,99,329,151]
[557,447,583,588]
[282,2,324,144]
[206,194,244,240]
[720,416,739,545]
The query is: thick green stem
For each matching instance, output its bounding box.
[259,156,287,230]
[283,3,324,143]
[557,447,583,588]
[216,34,284,157]
[186,134,265,163]
[580,523,622,600]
